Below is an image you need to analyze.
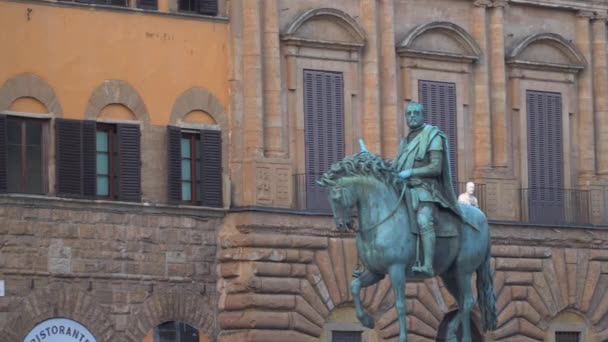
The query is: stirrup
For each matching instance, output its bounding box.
[412,264,434,277]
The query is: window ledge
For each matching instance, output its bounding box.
[9,0,229,23]
[0,193,225,218]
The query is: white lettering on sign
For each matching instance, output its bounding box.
[23,318,96,342]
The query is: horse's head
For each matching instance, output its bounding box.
[318,177,357,232]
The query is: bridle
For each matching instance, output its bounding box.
[332,180,407,232]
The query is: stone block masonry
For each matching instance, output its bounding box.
[0,195,222,342]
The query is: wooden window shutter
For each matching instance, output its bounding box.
[526,90,564,223]
[418,80,458,184]
[56,119,84,197]
[198,0,218,15]
[117,123,141,202]
[0,114,6,193]
[200,129,222,207]
[137,0,157,9]
[82,121,97,197]
[303,69,344,211]
[167,126,182,204]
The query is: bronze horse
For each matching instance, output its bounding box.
[318,152,497,342]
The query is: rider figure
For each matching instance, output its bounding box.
[394,101,461,277]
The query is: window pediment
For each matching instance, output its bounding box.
[507,33,586,73]
[281,8,365,51]
[397,22,481,63]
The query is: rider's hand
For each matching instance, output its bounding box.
[398,169,412,179]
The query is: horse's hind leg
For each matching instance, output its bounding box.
[441,272,475,342]
[388,264,408,342]
[351,270,384,328]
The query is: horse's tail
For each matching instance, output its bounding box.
[476,246,497,332]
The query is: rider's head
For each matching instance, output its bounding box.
[406,101,425,129]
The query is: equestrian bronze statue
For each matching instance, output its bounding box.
[317,102,497,342]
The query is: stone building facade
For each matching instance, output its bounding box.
[2,0,608,342]
[0,0,229,341]
[221,0,608,341]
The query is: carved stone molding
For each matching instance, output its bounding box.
[281,8,365,51]
[84,80,150,124]
[506,33,587,73]
[0,73,63,116]
[397,21,482,63]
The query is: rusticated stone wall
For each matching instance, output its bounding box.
[217,212,608,342]
[0,195,221,342]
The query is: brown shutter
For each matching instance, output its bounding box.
[304,69,345,211]
[82,121,97,198]
[527,90,564,223]
[137,0,157,9]
[56,119,84,197]
[0,115,6,193]
[167,126,182,204]
[117,123,141,202]
[200,129,222,207]
[418,80,458,184]
[198,0,217,15]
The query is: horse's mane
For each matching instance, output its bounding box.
[318,152,403,191]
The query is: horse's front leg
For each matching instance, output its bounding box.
[351,269,384,328]
[389,264,408,342]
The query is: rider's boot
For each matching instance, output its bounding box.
[413,224,435,277]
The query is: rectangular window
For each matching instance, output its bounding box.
[5,116,46,194]
[137,0,157,9]
[332,331,362,342]
[303,69,344,212]
[178,0,218,15]
[555,331,580,342]
[56,119,140,202]
[167,126,222,207]
[59,0,129,6]
[96,124,119,199]
[180,132,201,203]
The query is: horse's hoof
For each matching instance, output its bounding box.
[358,313,375,329]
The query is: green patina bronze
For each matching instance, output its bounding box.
[318,103,497,342]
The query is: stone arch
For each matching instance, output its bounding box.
[282,8,366,49]
[397,21,481,62]
[84,80,149,124]
[0,283,115,341]
[0,73,63,116]
[124,288,215,342]
[507,33,586,72]
[169,87,227,130]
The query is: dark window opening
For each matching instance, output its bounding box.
[178,0,218,15]
[332,330,362,342]
[154,321,199,342]
[555,331,580,342]
[167,126,222,207]
[59,0,129,6]
[6,116,45,194]
[96,124,119,199]
[137,0,157,9]
[302,69,344,212]
[180,131,201,203]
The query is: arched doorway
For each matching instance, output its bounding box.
[143,321,205,342]
[435,310,483,342]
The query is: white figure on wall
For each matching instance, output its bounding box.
[458,181,479,208]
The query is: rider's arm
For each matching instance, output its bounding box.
[410,150,442,177]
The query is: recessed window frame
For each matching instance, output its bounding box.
[180,129,201,204]
[95,123,119,200]
[1,112,51,195]
[177,0,218,16]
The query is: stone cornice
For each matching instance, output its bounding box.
[508,0,608,12]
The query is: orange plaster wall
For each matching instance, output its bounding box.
[8,97,49,113]
[0,1,229,125]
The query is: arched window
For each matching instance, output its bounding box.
[143,321,203,342]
